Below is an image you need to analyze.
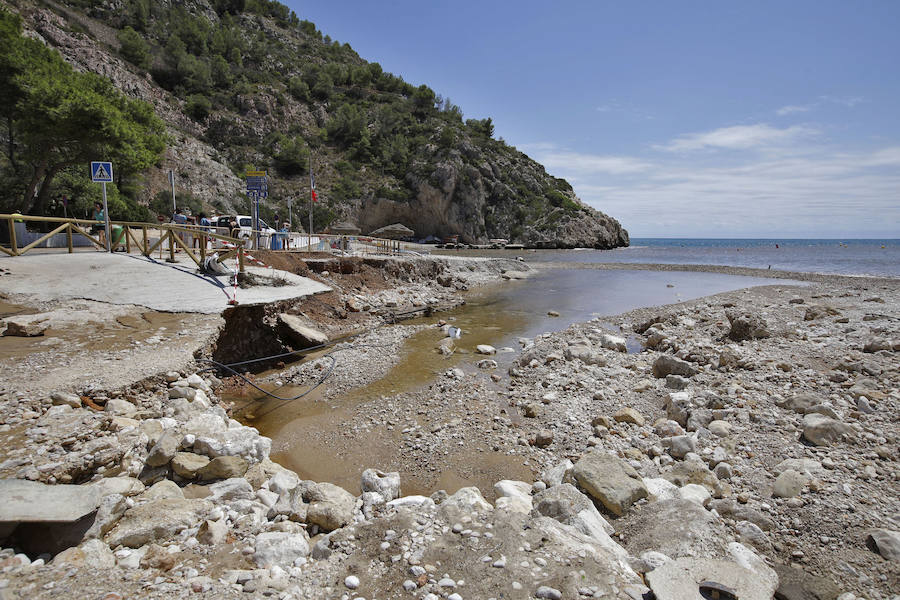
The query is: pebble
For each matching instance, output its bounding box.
[344,575,359,589]
[536,586,563,599]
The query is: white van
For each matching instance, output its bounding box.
[214,215,276,247]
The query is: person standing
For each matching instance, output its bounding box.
[91,201,106,250]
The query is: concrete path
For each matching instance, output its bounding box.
[0,253,330,313]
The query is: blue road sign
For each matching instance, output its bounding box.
[91,161,113,183]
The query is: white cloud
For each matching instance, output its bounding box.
[526,141,900,237]
[539,151,651,175]
[654,124,819,152]
[776,104,811,116]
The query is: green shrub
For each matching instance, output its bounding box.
[185,94,212,120]
[118,26,151,68]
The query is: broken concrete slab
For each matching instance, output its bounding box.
[0,479,100,523]
[278,313,328,348]
[646,556,778,600]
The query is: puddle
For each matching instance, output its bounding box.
[233,268,802,497]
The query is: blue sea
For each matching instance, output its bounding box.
[540,239,900,278]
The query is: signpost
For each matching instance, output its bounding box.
[91,161,113,252]
[246,170,267,250]
[168,169,176,213]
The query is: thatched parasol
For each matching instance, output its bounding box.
[368,223,415,239]
[326,221,360,235]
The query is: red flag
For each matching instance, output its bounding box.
[311,189,318,203]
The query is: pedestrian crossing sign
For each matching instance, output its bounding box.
[91,161,113,183]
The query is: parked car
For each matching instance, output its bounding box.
[214,215,276,246]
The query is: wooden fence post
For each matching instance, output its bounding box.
[8,217,17,256]
[142,226,148,255]
[66,223,73,253]
[168,231,175,263]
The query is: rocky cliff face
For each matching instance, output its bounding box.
[16,1,628,248]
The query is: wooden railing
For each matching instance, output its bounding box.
[1,214,247,272]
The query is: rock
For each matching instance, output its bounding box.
[625,499,728,560]
[599,334,627,352]
[773,458,824,478]
[541,459,574,487]
[773,469,809,498]
[171,452,210,480]
[572,450,648,516]
[708,420,731,437]
[662,435,697,459]
[665,375,689,390]
[563,344,606,365]
[197,519,227,545]
[532,483,614,539]
[476,358,497,369]
[253,531,310,567]
[523,402,540,418]
[207,478,255,503]
[142,480,184,500]
[146,431,180,467]
[866,529,900,561]
[647,557,777,600]
[198,456,249,481]
[726,310,771,341]
[773,564,842,600]
[534,429,554,447]
[105,498,209,548]
[863,338,893,353]
[89,477,145,498]
[140,543,176,571]
[663,460,725,497]
[437,337,455,355]
[613,408,644,426]
[306,482,356,531]
[50,391,82,408]
[52,539,115,569]
[652,355,697,379]
[278,314,328,348]
[777,393,818,414]
[2,317,48,336]
[535,586,562,599]
[194,427,271,463]
[361,469,401,501]
[677,484,711,506]
[104,399,136,416]
[476,344,497,355]
[440,486,493,515]
[801,413,853,446]
[804,305,839,321]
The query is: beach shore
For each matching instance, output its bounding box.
[0,256,896,599]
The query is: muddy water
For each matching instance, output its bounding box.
[237,267,799,496]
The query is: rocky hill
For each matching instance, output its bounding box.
[6,0,628,248]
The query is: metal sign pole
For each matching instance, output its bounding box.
[102,181,110,252]
[169,170,176,214]
[308,157,313,251]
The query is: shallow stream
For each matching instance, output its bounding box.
[233,266,798,495]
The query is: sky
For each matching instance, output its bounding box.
[285,0,900,238]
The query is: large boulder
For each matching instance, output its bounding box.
[193,427,271,463]
[105,498,209,548]
[624,499,728,560]
[532,483,614,538]
[360,469,401,501]
[306,483,356,531]
[253,531,310,567]
[572,451,648,516]
[146,431,180,467]
[725,310,771,341]
[801,413,854,446]
[652,355,697,379]
[198,456,249,481]
[866,529,900,561]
